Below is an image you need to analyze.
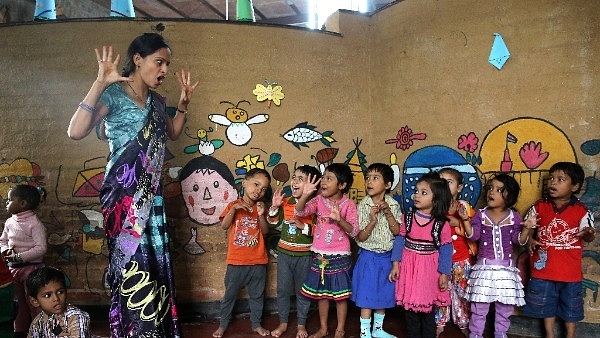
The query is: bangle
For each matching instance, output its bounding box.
[79,102,97,114]
[177,108,187,114]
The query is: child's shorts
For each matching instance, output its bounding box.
[522,278,584,322]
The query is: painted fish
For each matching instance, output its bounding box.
[282,122,336,149]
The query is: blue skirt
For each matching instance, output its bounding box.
[301,253,352,300]
[351,249,396,309]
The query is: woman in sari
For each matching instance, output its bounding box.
[68,33,199,338]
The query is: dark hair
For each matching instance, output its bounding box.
[549,162,584,194]
[325,163,354,194]
[122,33,170,77]
[366,163,394,193]
[438,167,463,185]
[179,155,235,186]
[489,173,520,208]
[245,168,271,182]
[9,185,47,210]
[26,266,67,298]
[417,172,451,221]
[295,165,322,198]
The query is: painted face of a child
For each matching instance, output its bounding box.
[181,169,238,225]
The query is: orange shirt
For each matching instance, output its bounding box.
[221,199,268,265]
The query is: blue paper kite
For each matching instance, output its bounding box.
[111,0,136,18]
[34,0,56,20]
[489,33,510,70]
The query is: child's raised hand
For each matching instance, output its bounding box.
[578,226,596,243]
[271,188,285,208]
[457,202,470,221]
[439,274,449,291]
[301,174,321,198]
[95,46,130,85]
[523,214,538,230]
[329,202,341,222]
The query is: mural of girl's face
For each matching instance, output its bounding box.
[181,168,238,225]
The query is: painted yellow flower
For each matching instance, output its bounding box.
[253,81,285,107]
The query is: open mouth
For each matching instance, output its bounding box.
[157,75,165,84]
[201,206,216,215]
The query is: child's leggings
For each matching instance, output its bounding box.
[11,264,43,333]
[469,301,513,338]
[219,264,266,330]
[405,309,436,338]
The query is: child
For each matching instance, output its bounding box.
[388,172,452,338]
[267,165,322,338]
[0,185,47,338]
[212,168,272,338]
[295,163,359,338]
[351,163,400,338]
[522,162,595,338]
[26,266,91,338]
[435,168,476,338]
[463,174,533,338]
[0,258,14,337]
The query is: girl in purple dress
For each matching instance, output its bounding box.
[389,172,452,338]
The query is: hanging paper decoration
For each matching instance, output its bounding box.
[489,33,510,70]
[253,79,285,108]
[111,0,135,18]
[34,0,56,20]
[237,0,255,22]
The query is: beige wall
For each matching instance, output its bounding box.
[0,0,598,325]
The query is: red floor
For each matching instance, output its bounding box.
[90,305,496,338]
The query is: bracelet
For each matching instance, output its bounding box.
[79,102,97,114]
[177,108,187,114]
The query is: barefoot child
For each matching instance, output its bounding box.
[212,168,272,338]
[268,165,322,338]
[295,163,359,338]
[352,163,400,338]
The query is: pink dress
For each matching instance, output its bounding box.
[394,213,451,313]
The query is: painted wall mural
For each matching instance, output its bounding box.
[282,121,336,150]
[208,100,269,146]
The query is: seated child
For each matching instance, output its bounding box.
[0,258,15,336]
[26,266,90,338]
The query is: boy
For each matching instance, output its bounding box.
[522,162,595,338]
[26,266,90,338]
[351,163,400,338]
[267,165,321,338]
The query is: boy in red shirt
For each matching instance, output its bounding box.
[522,162,595,338]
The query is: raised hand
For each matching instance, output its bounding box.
[95,46,130,85]
[301,174,321,198]
[175,69,199,110]
[271,188,285,209]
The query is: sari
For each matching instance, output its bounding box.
[99,84,181,338]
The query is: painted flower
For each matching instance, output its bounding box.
[236,154,265,172]
[457,132,479,153]
[385,125,427,150]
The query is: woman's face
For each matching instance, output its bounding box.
[136,47,171,89]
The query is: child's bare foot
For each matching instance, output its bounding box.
[308,327,328,338]
[254,326,270,336]
[296,325,308,338]
[213,327,226,338]
[436,326,444,337]
[271,323,288,337]
[333,329,345,338]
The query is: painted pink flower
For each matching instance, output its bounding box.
[385,125,427,150]
[519,141,548,169]
[457,132,479,153]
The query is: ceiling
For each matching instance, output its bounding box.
[8,0,399,28]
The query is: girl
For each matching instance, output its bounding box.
[0,185,47,338]
[388,172,452,338]
[67,33,198,338]
[295,163,359,338]
[352,163,400,338]
[463,174,533,338]
[435,168,475,338]
[213,168,272,338]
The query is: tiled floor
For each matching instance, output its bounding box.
[89,304,507,338]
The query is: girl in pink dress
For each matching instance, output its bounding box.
[389,172,452,338]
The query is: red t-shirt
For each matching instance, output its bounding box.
[220,199,268,265]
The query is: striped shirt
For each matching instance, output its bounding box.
[28,305,90,338]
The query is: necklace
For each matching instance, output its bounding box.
[127,82,146,104]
